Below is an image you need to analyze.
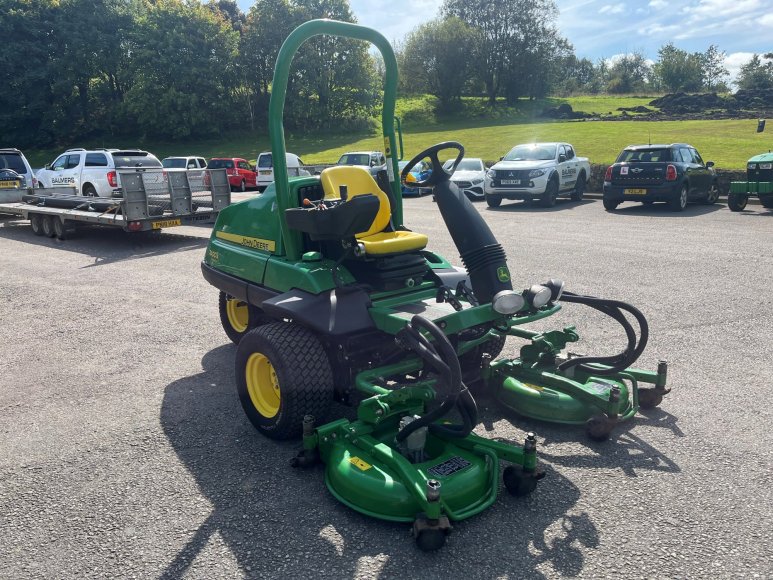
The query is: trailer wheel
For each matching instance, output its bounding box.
[52,218,68,240]
[41,215,56,238]
[236,322,333,440]
[218,291,270,344]
[29,214,45,236]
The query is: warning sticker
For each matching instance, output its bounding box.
[383,136,392,157]
[348,456,372,471]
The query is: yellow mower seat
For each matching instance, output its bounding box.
[319,166,427,256]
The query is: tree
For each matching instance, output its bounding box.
[401,17,481,108]
[736,53,773,90]
[605,52,650,94]
[442,0,566,105]
[701,45,729,92]
[652,43,703,93]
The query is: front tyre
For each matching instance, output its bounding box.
[540,178,558,207]
[235,322,333,440]
[218,291,269,344]
[728,192,748,212]
[486,194,502,208]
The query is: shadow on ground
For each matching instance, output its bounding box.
[160,346,602,578]
[0,216,207,267]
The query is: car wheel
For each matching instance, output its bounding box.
[603,198,619,211]
[668,184,688,212]
[83,184,98,197]
[239,179,246,192]
[486,195,502,208]
[540,178,558,207]
[235,322,333,440]
[703,182,720,205]
[728,192,748,212]
[570,173,586,201]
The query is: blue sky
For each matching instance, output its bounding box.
[236,0,773,81]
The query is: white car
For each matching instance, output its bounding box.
[484,142,590,208]
[36,148,162,197]
[337,151,386,176]
[255,151,310,192]
[445,157,486,200]
[0,148,37,202]
[162,156,207,170]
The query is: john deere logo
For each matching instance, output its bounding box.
[497,266,510,282]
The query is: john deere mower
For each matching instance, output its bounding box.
[202,20,669,550]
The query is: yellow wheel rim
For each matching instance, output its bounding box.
[245,353,281,418]
[226,298,249,333]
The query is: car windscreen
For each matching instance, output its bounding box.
[208,159,234,169]
[162,158,187,169]
[616,149,671,163]
[113,152,162,168]
[0,153,28,174]
[504,145,556,161]
[455,159,483,171]
[257,154,272,168]
[338,154,370,166]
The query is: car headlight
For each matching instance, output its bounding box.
[486,169,495,179]
[528,169,545,178]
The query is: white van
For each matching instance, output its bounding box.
[255,151,310,191]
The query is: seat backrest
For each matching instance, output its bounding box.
[319,166,390,238]
[641,152,652,162]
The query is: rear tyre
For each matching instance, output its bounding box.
[668,184,688,212]
[235,322,334,440]
[728,192,748,212]
[83,184,98,197]
[603,198,619,211]
[570,173,586,201]
[218,291,270,344]
[759,196,773,209]
[703,182,720,204]
[41,215,56,238]
[29,214,45,236]
[486,195,502,208]
[540,179,558,207]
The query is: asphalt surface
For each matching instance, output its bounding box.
[1,196,771,579]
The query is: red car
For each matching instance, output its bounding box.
[208,157,257,191]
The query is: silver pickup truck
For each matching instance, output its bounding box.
[484,142,590,208]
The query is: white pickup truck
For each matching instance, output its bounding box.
[484,142,590,208]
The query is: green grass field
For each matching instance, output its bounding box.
[24,96,766,169]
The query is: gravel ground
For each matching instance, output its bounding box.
[0,196,771,579]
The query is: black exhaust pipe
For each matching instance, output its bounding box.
[433,180,513,303]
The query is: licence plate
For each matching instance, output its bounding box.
[259,170,271,175]
[624,188,647,195]
[151,219,181,229]
[500,179,521,185]
[0,180,19,188]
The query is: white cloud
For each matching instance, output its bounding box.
[599,3,626,14]
[648,0,668,7]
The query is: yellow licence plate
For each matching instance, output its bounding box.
[624,188,647,195]
[0,180,19,189]
[151,219,181,229]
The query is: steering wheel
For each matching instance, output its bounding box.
[400,141,464,188]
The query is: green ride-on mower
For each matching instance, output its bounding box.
[728,151,773,211]
[201,19,670,550]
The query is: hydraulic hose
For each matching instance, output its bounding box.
[556,291,649,375]
[395,315,477,442]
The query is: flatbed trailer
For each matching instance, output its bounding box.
[0,168,231,238]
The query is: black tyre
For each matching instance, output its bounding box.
[503,465,541,497]
[728,192,748,212]
[83,184,98,197]
[603,198,619,211]
[759,196,773,209]
[570,173,586,201]
[41,215,56,238]
[540,178,558,207]
[486,194,502,208]
[218,291,270,344]
[52,218,67,240]
[668,184,688,212]
[235,322,334,440]
[585,415,615,442]
[415,529,447,552]
[703,182,720,205]
[459,333,506,371]
[638,388,664,409]
[29,214,45,236]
